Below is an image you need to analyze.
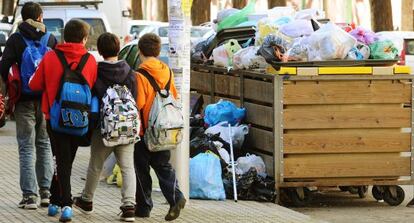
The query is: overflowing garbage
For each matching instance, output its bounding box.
[191,4,400,69]
[189,97,277,202]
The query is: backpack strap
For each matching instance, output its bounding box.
[54,49,70,69]
[76,53,90,72]
[16,32,34,48]
[137,68,171,98]
[40,32,51,47]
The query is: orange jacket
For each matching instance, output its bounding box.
[136,58,178,135]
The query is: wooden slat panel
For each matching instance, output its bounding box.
[284,105,411,129]
[246,127,274,154]
[244,103,273,128]
[215,74,240,97]
[284,153,411,178]
[244,79,273,103]
[190,71,211,92]
[284,131,411,154]
[283,80,411,104]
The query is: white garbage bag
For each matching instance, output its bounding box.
[307,22,357,61]
[205,121,249,149]
[236,154,267,177]
[279,19,314,38]
[233,46,268,70]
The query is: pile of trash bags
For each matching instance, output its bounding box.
[191,4,400,69]
[189,98,276,202]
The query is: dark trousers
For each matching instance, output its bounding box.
[46,122,80,207]
[134,140,184,215]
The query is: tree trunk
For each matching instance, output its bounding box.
[232,0,247,9]
[157,0,168,22]
[2,0,14,16]
[369,0,393,32]
[268,0,287,8]
[131,0,144,20]
[191,0,210,25]
[402,0,413,31]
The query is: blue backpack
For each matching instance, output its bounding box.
[50,50,92,136]
[19,32,51,95]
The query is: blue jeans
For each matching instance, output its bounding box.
[15,100,53,197]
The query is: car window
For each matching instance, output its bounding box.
[159,27,168,37]
[126,45,138,68]
[118,45,131,60]
[43,19,64,42]
[77,18,106,51]
[130,25,147,35]
[191,28,210,38]
[159,43,169,64]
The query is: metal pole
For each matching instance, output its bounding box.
[228,123,238,202]
[168,0,192,199]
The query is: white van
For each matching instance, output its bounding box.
[13,1,111,61]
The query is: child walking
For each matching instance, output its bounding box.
[73,32,138,222]
[29,19,97,222]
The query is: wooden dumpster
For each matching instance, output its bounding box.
[191,64,414,206]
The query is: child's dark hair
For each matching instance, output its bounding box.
[21,2,43,21]
[138,33,161,57]
[97,32,120,58]
[63,19,90,43]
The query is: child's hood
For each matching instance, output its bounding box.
[97,60,132,84]
[138,58,171,85]
[55,43,88,60]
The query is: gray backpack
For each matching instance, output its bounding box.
[138,68,184,152]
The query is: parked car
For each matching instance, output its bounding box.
[139,23,215,46]
[12,1,111,61]
[119,39,169,70]
[127,20,165,36]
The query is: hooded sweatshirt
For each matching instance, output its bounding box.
[29,43,97,120]
[136,58,178,135]
[93,60,137,101]
[0,20,57,101]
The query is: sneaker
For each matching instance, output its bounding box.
[73,196,93,214]
[165,197,186,221]
[18,196,38,210]
[40,190,50,208]
[119,205,135,222]
[59,206,72,222]
[407,198,414,207]
[48,204,59,217]
[135,210,150,218]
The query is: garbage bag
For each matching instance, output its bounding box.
[295,8,324,20]
[205,121,249,149]
[369,40,399,59]
[236,154,267,177]
[279,19,314,38]
[307,22,357,61]
[218,0,256,31]
[349,27,378,45]
[258,35,289,63]
[267,6,295,20]
[204,99,246,126]
[223,168,276,202]
[217,8,240,23]
[190,152,226,200]
[346,43,370,60]
[212,39,242,67]
[233,46,268,70]
[286,37,310,61]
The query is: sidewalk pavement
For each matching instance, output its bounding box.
[0,121,323,223]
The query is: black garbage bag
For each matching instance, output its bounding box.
[257,35,289,64]
[223,168,276,202]
[191,34,216,63]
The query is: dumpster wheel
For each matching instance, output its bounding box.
[383,186,405,206]
[358,186,368,198]
[288,187,311,207]
[372,186,384,201]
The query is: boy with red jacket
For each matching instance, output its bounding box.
[29,19,97,222]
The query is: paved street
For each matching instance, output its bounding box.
[0,121,319,223]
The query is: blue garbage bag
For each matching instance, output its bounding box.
[204,100,246,127]
[190,152,226,200]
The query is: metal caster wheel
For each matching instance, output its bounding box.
[358,186,368,199]
[383,186,405,206]
[288,187,311,207]
[372,186,384,201]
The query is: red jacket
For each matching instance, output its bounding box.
[29,43,97,119]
